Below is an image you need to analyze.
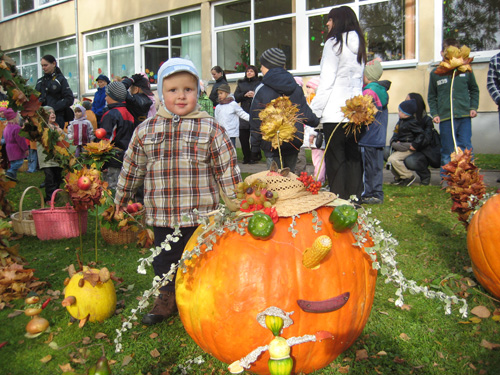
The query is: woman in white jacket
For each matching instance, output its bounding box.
[310,6,366,200]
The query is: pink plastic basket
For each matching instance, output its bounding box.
[32,189,88,241]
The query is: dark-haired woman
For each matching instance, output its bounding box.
[403,92,441,185]
[209,66,228,107]
[310,6,366,200]
[234,65,261,164]
[35,55,74,129]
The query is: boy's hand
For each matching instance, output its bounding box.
[470,110,477,118]
[410,145,416,151]
[433,116,440,124]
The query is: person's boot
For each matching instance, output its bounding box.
[142,291,177,326]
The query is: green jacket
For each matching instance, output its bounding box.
[427,69,479,121]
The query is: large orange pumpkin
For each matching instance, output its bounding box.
[176,206,377,374]
[466,194,500,299]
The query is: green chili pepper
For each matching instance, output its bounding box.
[248,212,275,240]
[329,205,358,232]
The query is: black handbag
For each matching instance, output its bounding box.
[315,131,324,149]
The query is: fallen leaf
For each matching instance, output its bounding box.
[437,351,445,359]
[471,306,491,319]
[7,310,23,318]
[393,356,405,364]
[378,311,389,316]
[338,365,350,373]
[48,341,59,350]
[82,337,91,345]
[480,339,500,350]
[400,304,412,311]
[150,348,160,358]
[122,354,133,367]
[492,315,500,322]
[376,351,387,356]
[149,332,159,339]
[355,349,368,361]
[40,354,52,363]
[95,332,107,339]
[469,317,482,324]
[58,363,74,372]
[399,333,411,341]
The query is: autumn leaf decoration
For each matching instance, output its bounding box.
[259,96,301,150]
[81,140,117,170]
[435,45,473,76]
[442,148,486,227]
[65,167,107,211]
[340,94,378,140]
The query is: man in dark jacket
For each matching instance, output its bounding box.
[250,48,319,172]
[100,81,135,189]
[122,74,153,127]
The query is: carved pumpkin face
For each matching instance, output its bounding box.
[467,194,500,299]
[176,206,377,374]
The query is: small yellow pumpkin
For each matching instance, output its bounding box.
[63,268,116,323]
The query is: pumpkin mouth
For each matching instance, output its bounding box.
[297,292,350,313]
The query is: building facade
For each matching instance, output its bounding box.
[1,0,499,151]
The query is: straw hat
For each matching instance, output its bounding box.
[244,170,337,217]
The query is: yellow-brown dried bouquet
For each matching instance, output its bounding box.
[259,96,301,150]
[341,94,378,140]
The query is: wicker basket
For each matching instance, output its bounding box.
[11,186,45,236]
[100,208,145,245]
[31,189,88,241]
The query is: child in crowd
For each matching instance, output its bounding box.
[114,58,241,326]
[214,83,249,147]
[387,99,424,187]
[358,60,391,204]
[100,82,135,189]
[37,106,65,202]
[81,100,98,130]
[67,104,95,157]
[1,108,28,182]
[304,77,326,184]
[92,74,110,124]
[122,73,154,126]
[198,80,214,117]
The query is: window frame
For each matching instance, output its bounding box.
[5,36,77,91]
[212,0,420,79]
[83,7,202,93]
[1,0,67,21]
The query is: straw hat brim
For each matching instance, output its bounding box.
[244,171,338,217]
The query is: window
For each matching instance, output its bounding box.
[1,0,64,19]
[6,37,77,91]
[443,0,500,52]
[213,0,417,75]
[85,9,201,90]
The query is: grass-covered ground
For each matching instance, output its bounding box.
[1,155,499,375]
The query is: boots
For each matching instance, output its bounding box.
[142,291,177,326]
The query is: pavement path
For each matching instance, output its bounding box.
[238,161,500,188]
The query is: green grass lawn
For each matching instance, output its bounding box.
[1,159,499,375]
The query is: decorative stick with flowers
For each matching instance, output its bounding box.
[434,45,474,154]
[259,96,302,170]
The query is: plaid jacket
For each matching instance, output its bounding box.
[114,108,241,228]
[487,52,500,106]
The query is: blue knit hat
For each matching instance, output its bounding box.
[96,74,110,84]
[399,99,417,117]
[157,58,200,103]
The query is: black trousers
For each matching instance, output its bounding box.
[323,123,363,200]
[43,166,63,202]
[152,226,198,292]
[239,128,252,163]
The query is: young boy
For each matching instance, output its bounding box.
[114,58,241,326]
[358,60,391,204]
[387,99,424,187]
[427,38,479,177]
[100,82,135,189]
[67,104,94,157]
[122,73,154,126]
[92,74,110,125]
[214,83,249,147]
[250,48,319,171]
